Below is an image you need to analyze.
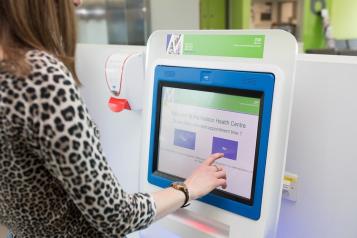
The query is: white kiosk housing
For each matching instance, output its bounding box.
[140,30,297,238]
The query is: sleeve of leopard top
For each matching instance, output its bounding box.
[28,52,156,237]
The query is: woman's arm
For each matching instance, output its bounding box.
[0,225,9,238]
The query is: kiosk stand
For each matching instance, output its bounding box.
[140,30,297,238]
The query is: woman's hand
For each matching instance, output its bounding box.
[152,153,227,220]
[184,153,227,201]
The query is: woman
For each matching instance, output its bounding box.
[0,1,227,237]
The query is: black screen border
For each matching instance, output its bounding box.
[152,81,264,206]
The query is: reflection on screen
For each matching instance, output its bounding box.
[157,86,261,201]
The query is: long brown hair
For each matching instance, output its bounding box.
[0,0,79,84]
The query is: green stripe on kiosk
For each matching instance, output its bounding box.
[183,35,265,58]
[166,34,265,58]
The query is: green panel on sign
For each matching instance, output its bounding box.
[331,0,357,40]
[303,0,333,51]
[200,0,227,29]
[230,0,251,29]
[183,35,265,58]
[303,0,325,50]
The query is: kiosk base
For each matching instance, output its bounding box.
[142,209,229,238]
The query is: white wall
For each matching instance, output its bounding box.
[76,44,145,196]
[150,0,200,32]
[277,54,357,238]
[78,20,108,44]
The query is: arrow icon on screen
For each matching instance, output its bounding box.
[180,136,187,142]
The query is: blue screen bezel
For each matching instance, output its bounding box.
[147,65,275,220]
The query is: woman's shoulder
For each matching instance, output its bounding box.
[26,50,72,78]
[0,50,77,104]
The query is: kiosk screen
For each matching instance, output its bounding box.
[154,82,263,204]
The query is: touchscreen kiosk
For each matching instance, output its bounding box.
[148,66,275,220]
[142,30,297,238]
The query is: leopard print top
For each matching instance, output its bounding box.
[0,50,156,238]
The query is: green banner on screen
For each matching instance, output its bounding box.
[172,88,261,116]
